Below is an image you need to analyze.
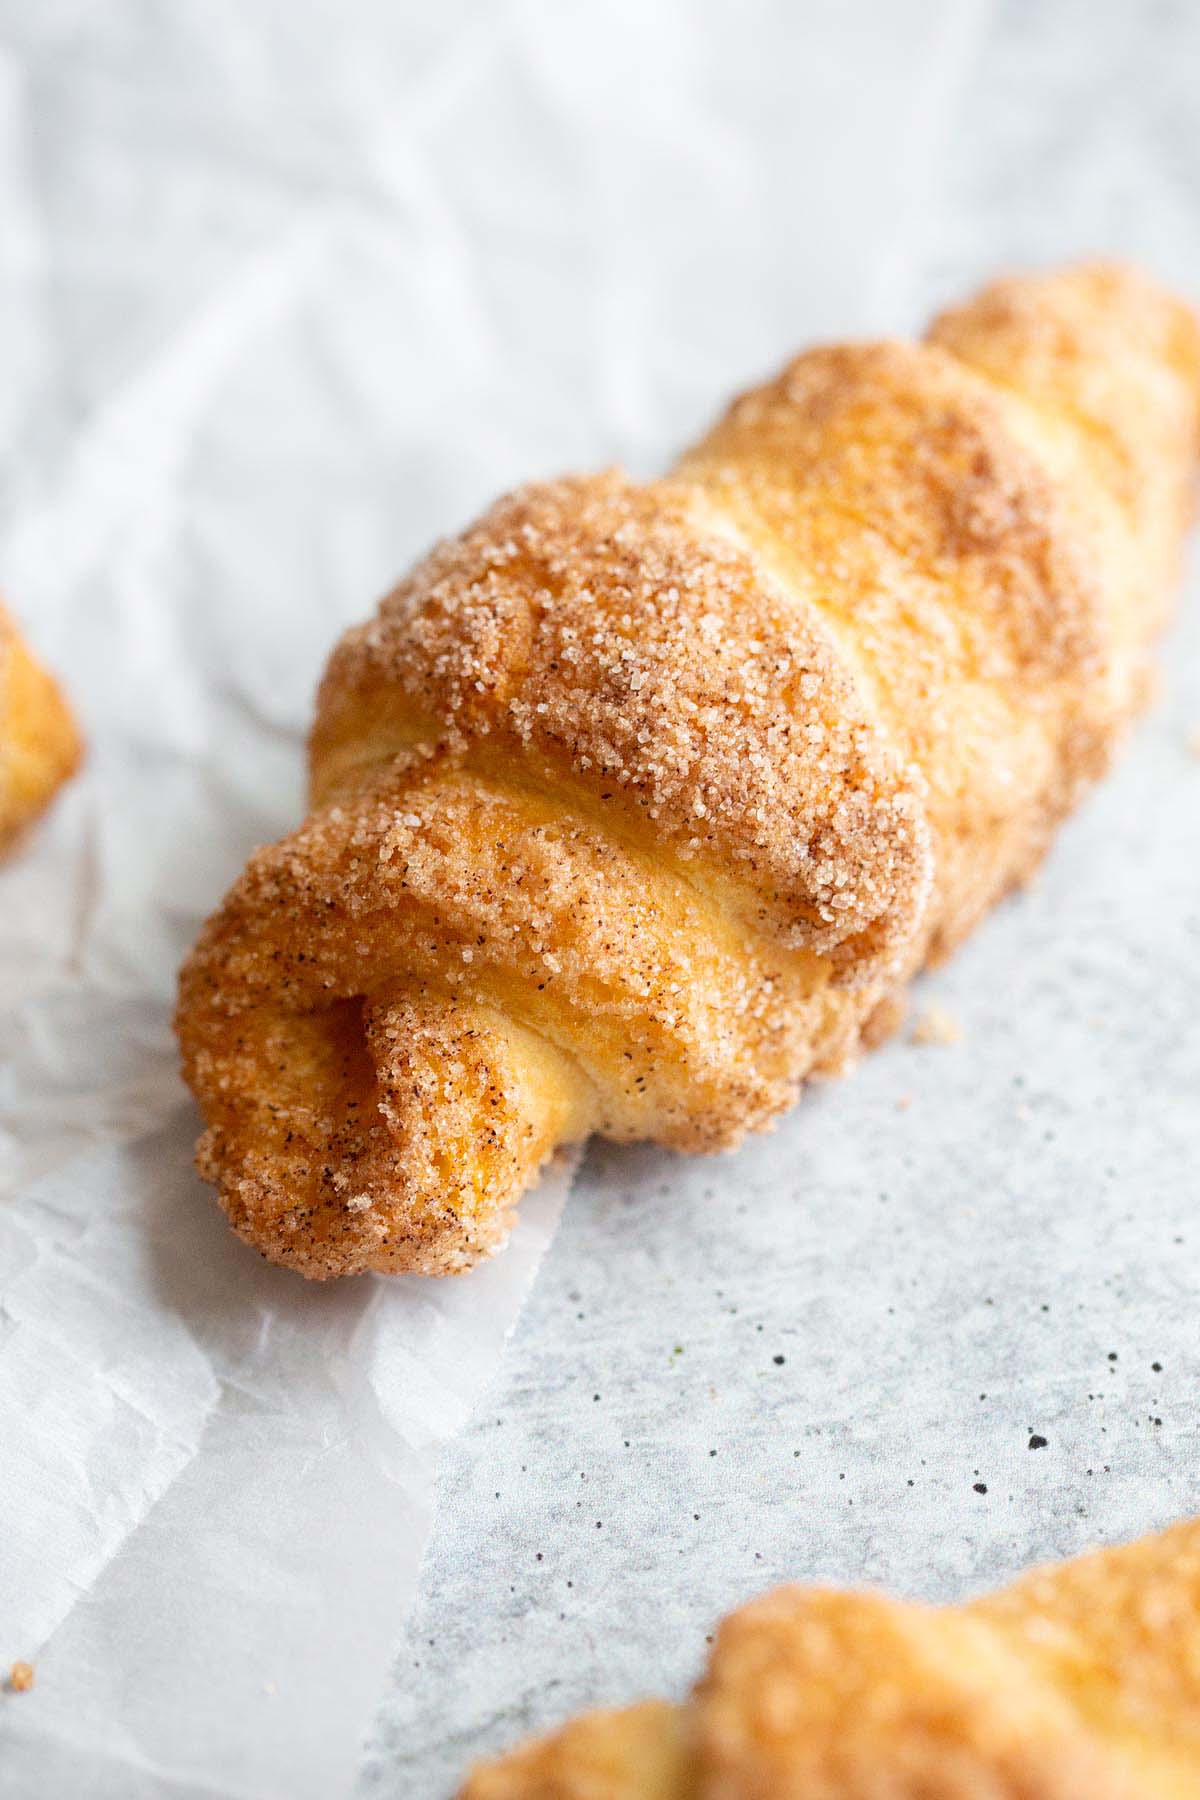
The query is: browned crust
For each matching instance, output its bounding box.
[680,336,1118,963]
[176,762,864,1276]
[176,262,1200,1278]
[929,261,1200,721]
[460,1517,1200,1797]
[0,603,81,856]
[461,1702,692,1800]
[311,474,931,969]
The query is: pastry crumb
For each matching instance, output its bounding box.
[911,1004,961,1047]
[7,1661,34,1693]
[860,991,907,1051]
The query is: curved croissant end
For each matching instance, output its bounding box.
[176,262,1200,1277]
[460,1514,1200,1798]
[0,603,82,857]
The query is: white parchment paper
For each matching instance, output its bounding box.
[2,2,1195,1796]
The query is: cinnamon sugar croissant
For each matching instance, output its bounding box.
[0,602,81,856]
[176,262,1200,1278]
[458,1515,1200,1798]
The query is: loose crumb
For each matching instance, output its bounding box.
[7,1662,34,1693]
[911,1003,961,1046]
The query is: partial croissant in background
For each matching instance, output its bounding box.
[176,262,1200,1279]
[458,1515,1200,1798]
[0,602,81,857]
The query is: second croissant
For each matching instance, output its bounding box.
[176,261,1200,1278]
[460,1514,1200,1797]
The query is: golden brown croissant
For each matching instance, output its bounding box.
[176,261,1200,1278]
[0,602,81,856]
[459,1515,1200,1798]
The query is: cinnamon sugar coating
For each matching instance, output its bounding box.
[680,336,1117,963]
[0,603,81,856]
[312,474,930,969]
[176,261,1200,1278]
[460,1515,1200,1798]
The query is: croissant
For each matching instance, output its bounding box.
[458,1514,1200,1798]
[0,602,81,856]
[176,261,1200,1278]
